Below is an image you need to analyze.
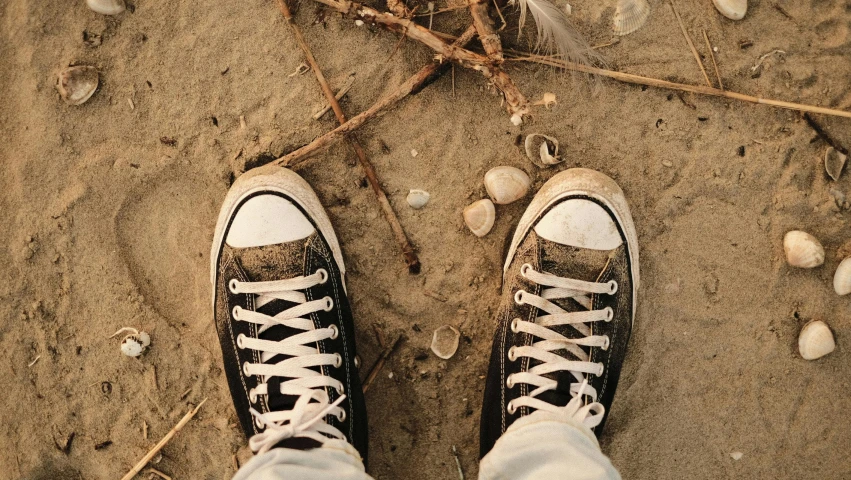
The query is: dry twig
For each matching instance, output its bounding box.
[507,53,851,119]
[310,0,529,120]
[273,25,477,165]
[312,73,356,120]
[805,113,849,155]
[702,30,723,90]
[669,0,711,87]
[277,0,421,273]
[120,399,206,480]
[362,335,402,393]
[469,0,504,62]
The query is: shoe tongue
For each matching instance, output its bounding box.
[231,236,323,413]
[533,235,614,408]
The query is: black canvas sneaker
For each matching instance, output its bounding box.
[480,168,639,457]
[211,165,367,460]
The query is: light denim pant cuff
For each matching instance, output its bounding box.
[478,410,622,480]
[233,439,371,480]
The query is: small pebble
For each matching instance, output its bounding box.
[662,160,673,168]
[730,452,743,461]
[410,149,418,158]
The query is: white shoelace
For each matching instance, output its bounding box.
[229,268,347,455]
[506,263,617,428]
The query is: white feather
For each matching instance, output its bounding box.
[515,0,603,68]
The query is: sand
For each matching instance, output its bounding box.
[1,0,850,478]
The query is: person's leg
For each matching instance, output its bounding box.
[233,439,373,480]
[210,165,369,478]
[479,168,639,480]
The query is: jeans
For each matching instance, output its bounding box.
[233,410,621,480]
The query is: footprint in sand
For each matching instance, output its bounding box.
[115,169,221,328]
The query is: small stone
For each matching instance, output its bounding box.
[662,160,673,168]
[730,451,743,461]
[410,149,418,158]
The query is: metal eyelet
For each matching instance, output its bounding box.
[595,363,605,377]
[317,268,329,284]
[507,346,518,361]
[323,297,334,312]
[514,290,526,305]
[228,279,239,294]
[232,305,242,320]
[607,280,618,294]
[336,384,345,395]
[334,353,343,368]
[604,306,614,322]
[506,375,515,388]
[254,416,264,429]
[602,336,610,351]
[354,355,361,369]
[242,362,251,376]
[337,409,347,422]
[506,401,517,415]
[328,324,339,340]
[510,318,520,333]
[236,333,246,349]
[520,263,533,277]
[249,388,257,403]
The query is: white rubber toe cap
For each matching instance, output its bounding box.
[533,199,622,250]
[225,194,316,248]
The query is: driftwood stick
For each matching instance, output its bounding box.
[669,0,712,87]
[508,53,851,119]
[276,0,421,274]
[273,25,477,165]
[120,399,206,480]
[469,0,504,62]
[311,0,529,120]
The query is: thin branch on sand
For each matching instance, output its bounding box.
[273,25,477,165]
[469,0,504,62]
[310,0,530,120]
[702,29,724,90]
[120,399,206,480]
[507,53,851,119]
[669,0,712,87]
[276,0,422,274]
[362,335,403,393]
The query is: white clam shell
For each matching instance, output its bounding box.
[463,199,495,237]
[137,331,151,347]
[613,0,651,36]
[430,325,460,359]
[57,66,99,105]
[524,134,562,168]
[406,189,430,209]
[783,231,824,268]
[712,0,746,20]
[824,147,847,182]
[833,257,851,296]
[86,0,126,15]
[798,320,835,360]
[484,166,531,205]
[121,335,145,357]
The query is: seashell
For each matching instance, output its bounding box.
[406,189,430,209]
[137,331,151,347]
[121,335,145,357]
[86,0,126,15]
[463,199,495,237]
[613,0,650,36]
[833,257,851,295]
[484,166,531,205]
[798,320,835,360]
[824,147,847,182]
[524,134,562,168]
[430,325,460,359]
[57,66,99,105]
[712,0,747,20]
[783,231,825,268]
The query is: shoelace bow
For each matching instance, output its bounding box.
[507,263,617,428]
[229,269,347,455]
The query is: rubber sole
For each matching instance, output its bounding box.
[504,168,640,319]
[209,165,346,296]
